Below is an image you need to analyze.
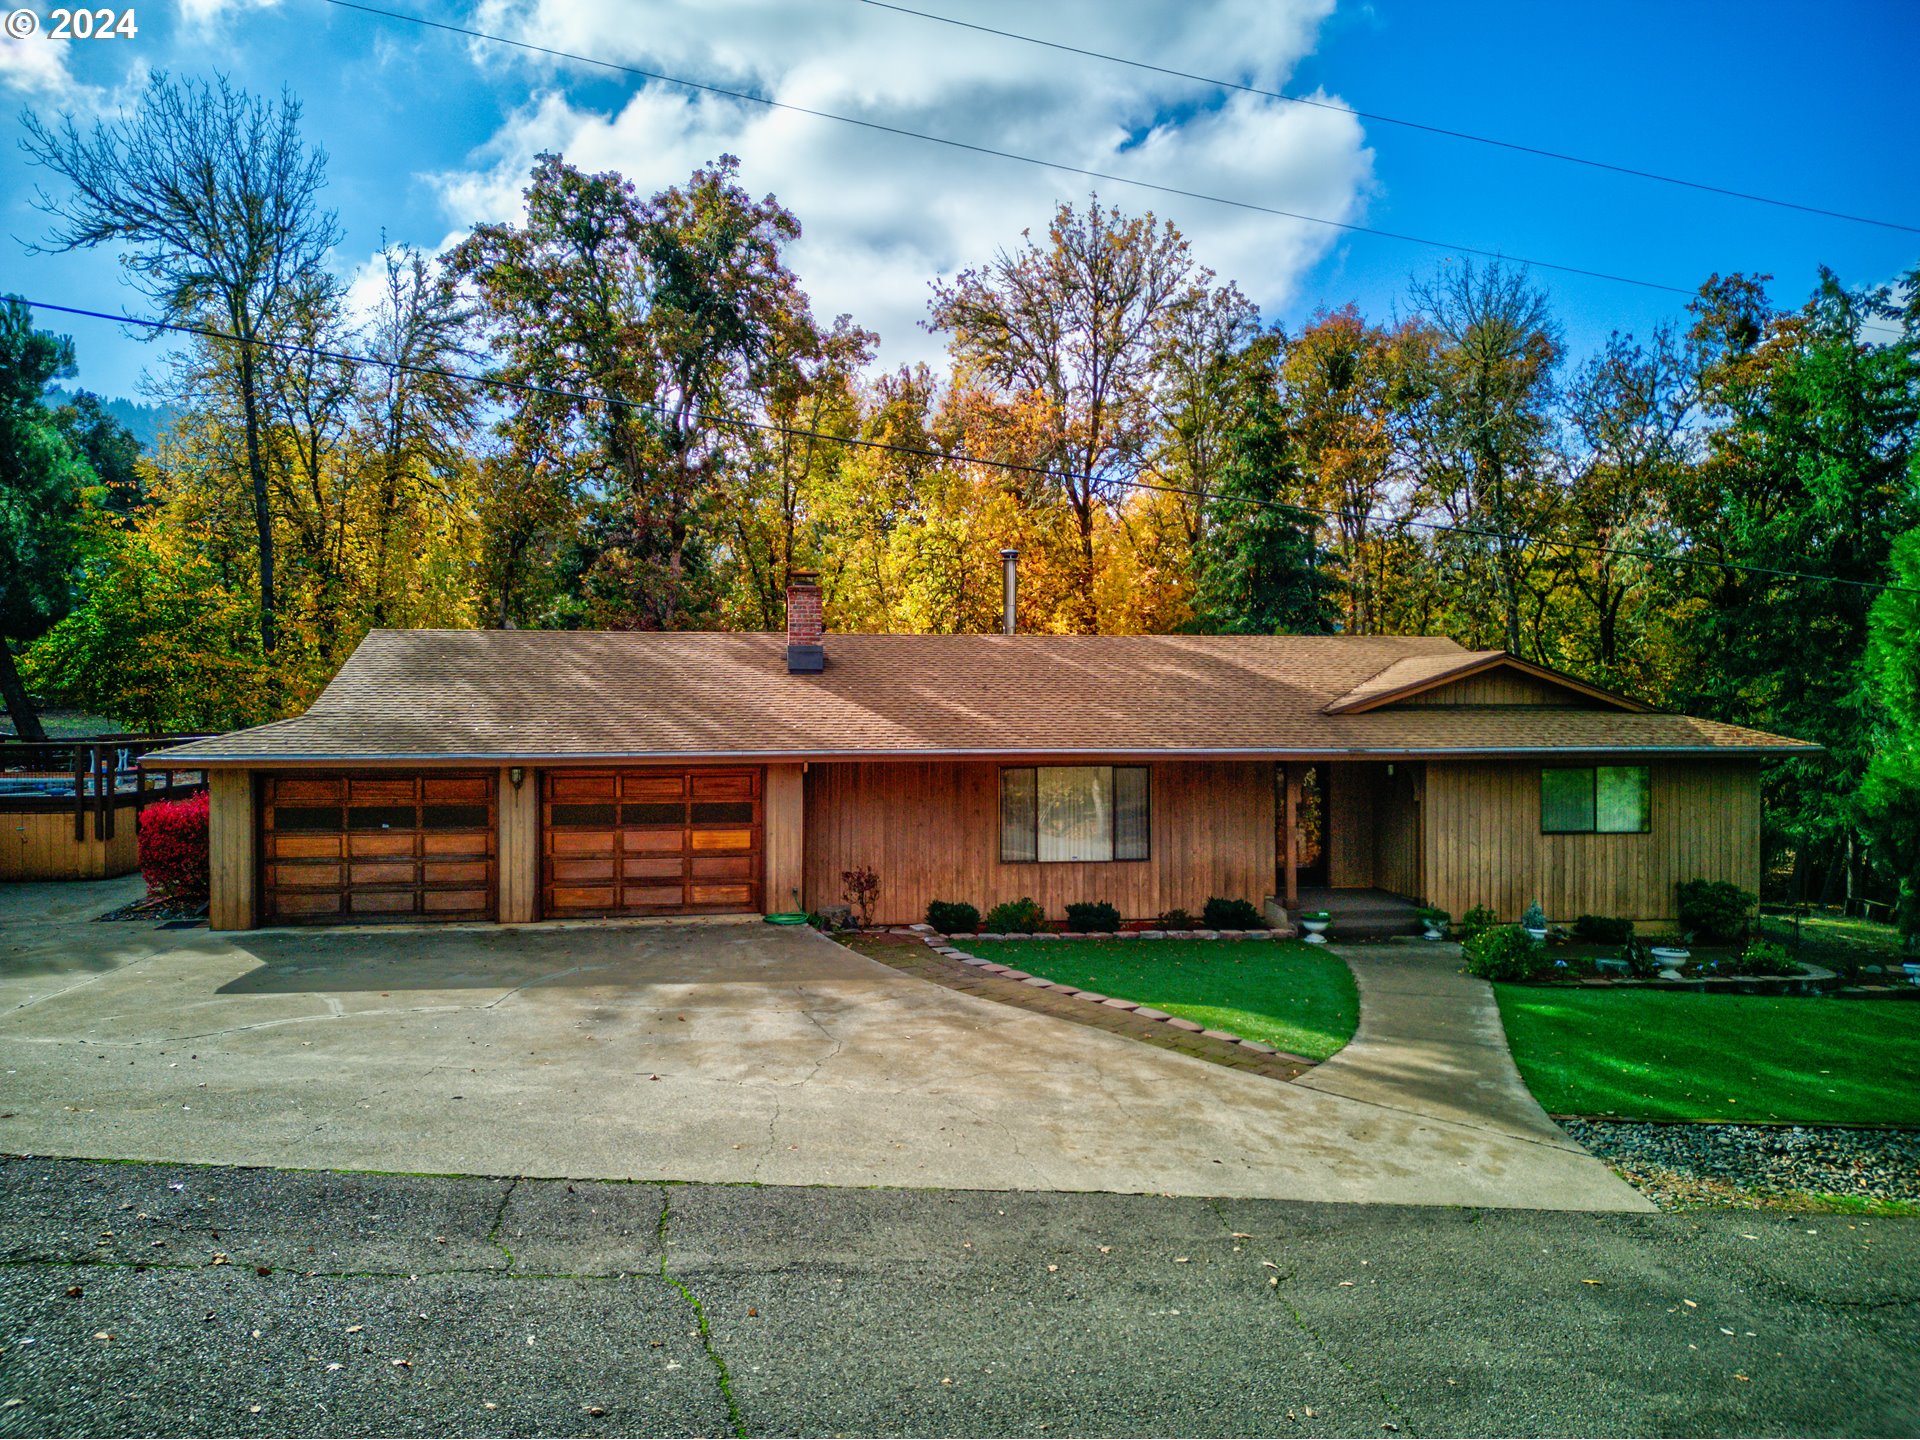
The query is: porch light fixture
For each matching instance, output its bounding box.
[508,766,525,790]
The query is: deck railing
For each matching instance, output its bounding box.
[0,734,212,843]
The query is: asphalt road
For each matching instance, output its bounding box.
[1,1156,1914,1438]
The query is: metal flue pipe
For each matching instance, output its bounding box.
[999,549,1018,635]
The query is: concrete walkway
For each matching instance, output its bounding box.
[0,879,1646,1210]
[1302,941,1582,1149]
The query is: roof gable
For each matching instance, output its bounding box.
[1324,652,1651,715]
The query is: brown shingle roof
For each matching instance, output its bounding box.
[148,629,1816,764]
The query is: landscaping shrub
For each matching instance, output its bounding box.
[1203,896,1263,930]
[138,791,211,902]
[1157,907,1197,930]
[1676,879,1755,944]
[1064,900,1121,933]
[1460,904,1499,940]
[983,897,1047,933]
[841,866,881,928]
[925,900,980,934]
[1574,914,1635,945]
[1734,938,1799,977]
[1521,900,1548,932]
[1462,924,1551,982]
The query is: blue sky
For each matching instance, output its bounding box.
[3,0,1915,402]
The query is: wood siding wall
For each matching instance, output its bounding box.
[803,760,1274,926]
[1375,764,1423,900]
[0,807,139,881]
[1326,764,1378,888]
[1393,672,1600,706]
[764,763,805,915]
[498,768,538,923]
[208,769,256,931]
[1420,758,1760,924]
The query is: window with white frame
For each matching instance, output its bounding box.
[999,766,1150,863]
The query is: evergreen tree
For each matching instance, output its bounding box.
[0,298,93,740]
[1192,391,1339,634]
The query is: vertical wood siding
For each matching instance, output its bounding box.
[803,760,1274,925]
[1374,764,1423,900]
[497,767,538,923]
[763,763,805,915]
[1420,758,1760,924]
[208,769,256,931]
[1392,672,1602,706]
[1326,763,1379,888]
[0,808,139,881]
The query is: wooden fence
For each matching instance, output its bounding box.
[0,735,212,843]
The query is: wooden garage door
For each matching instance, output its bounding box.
[542,768,762,918]
[262,773,497,924]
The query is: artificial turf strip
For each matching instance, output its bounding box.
[966,938,1358,1062]
[1494,987,1920,1125]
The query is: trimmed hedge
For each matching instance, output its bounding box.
[925,899,980,934]
[1064,900,1121,933]
[1677,878,1755,944]
[1203,897,1263,930]
[1573,914,1635,945]
[138,791,210,902]
[983,897,1047,933]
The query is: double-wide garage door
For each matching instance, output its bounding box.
[542,768,763,919]
[262,773,497,924]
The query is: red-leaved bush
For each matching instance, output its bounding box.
[139,792,211,901]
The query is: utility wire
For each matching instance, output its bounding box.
[855,0,1920,236]
[320,0,1699,299]
[20,293,1918,597]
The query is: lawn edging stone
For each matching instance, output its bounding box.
[915,930,1317,1065]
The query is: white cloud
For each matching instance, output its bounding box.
[0,34,92,101]
[430,0,1373,368]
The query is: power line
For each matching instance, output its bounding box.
[855,0,1920,237]
[318,0,1910,342]
[320,0,1700,299]
[18,293,1917,598]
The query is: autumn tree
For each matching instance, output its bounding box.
[1403,260,1563,654]
[451,153,818,628]
[929,198,1213,631]
[22,73,341,655]
[1278,306,1419,633]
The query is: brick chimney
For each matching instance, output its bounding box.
[786,570,824,673]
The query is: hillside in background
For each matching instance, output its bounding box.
[46,388,178,452]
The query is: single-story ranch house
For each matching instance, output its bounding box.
[150,575,1816,932]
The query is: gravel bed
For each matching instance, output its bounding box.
[1563,1118,1920,1210]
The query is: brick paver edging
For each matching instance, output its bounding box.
[902,925,1315,1066]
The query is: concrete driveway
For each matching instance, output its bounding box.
[0,877,1643,1210]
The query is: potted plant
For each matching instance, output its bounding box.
[1521,901,1549,943]
[1649,935,1692,966]
[1299,909,1332,944]
[1416,906,1450,941]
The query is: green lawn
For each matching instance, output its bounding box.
[1495,987,1920,1124]
[969,938,1358,1062]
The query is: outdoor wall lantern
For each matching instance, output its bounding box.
[508,766,525,790]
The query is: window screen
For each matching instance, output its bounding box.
[1595,766,1650,833]
[999,767,1037,863]
[1540,768,1595,833]
[1000,766,1150,863]
[1113,766,1150,860]
[1541,766,1650,834]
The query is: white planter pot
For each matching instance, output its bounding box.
[1524,927,1549,942]
[1650,946,1691,964]
[1300,918,1330,946]
[1422,926,1445,941]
